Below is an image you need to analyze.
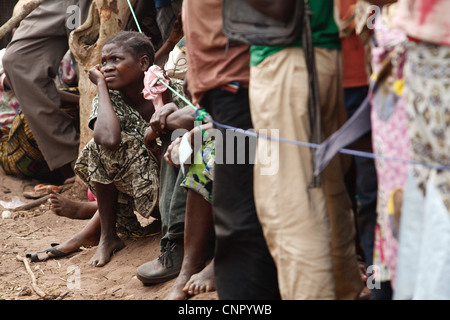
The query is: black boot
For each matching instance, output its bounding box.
[136,239,183,285]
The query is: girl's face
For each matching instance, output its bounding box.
[100,43,146,90]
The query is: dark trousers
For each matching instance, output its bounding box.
[158,133,186,250]
[202,87,280,300]
[344,86,377,267]
[345,86,392,299]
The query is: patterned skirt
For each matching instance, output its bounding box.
[74,132,160,236]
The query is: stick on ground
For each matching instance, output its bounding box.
[16,255,46,298]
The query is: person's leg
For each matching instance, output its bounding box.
[344,86,377,268]
[203,87,280,300]
[2,1,80,176]
[136,133,186,284]
[250,47,334,299]
[159,133,186,247]
[49,191,98,219]
[165,189,214,300]
[318,48,364,299]
[88,181,125,267]
[183,259,215,296]
[31,210,101,260]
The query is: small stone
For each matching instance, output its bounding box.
[2,210,12,219]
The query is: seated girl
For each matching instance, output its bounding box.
[73,31,161,267]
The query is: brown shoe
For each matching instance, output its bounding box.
[136,240,183,285]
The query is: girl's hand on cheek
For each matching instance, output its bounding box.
[89,64,106,86]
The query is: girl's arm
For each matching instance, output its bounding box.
[89,65,121,150]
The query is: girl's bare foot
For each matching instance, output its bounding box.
[31,224,100,261]
[49,191,97,219]
[183,261,215,296]
[50,233,99,257]
[88,234,125,267]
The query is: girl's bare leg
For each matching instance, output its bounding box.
[88,182,125,267]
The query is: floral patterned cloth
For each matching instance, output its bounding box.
[404,42,450,211]
[395,0,450,46]
[369,5,410,286]
[0,49,19,129]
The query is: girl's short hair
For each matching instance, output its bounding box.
[104,31,155,63]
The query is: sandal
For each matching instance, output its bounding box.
[26,243,79,262]
[23,184,61,199]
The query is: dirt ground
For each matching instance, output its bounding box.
[0,167,217,301]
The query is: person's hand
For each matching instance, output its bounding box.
[144,126,159,147]
[164,136,182,167]
[168,13,183,44]
[144,126,162,163]
[149,102,179,136]
[88,64,105,86]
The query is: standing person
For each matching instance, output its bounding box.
[2,0,91,183]
[181,0,280,300]
[247,0,362,299]
[392,0,450,300]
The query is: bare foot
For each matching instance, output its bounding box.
[183,261,216,296]
[88,234,125,267]
[165,272,194,300]
[49,234,99,257]
[49,191,97,219]
[34,227,100,260]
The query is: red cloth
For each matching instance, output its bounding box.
[337,0,369,88]
[87,189,96,202]
[341,34,369,88]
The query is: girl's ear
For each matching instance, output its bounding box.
[140,54,150,71]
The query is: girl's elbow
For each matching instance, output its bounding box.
[93,133,121,150]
